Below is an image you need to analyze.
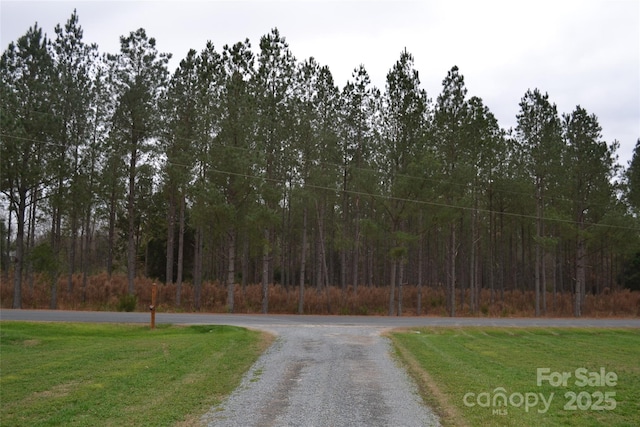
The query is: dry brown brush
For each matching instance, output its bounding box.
[1,273,639,317]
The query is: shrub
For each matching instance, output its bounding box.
[117,294,137,312]
[620,252,640,291]
[480,304,489,316]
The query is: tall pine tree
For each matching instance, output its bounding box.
[108,28,170,294]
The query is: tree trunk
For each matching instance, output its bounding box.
[127,146,137,295]
[281,186,289,288]
[176,193,185,305]
[193,226,203,310]
[12,187,27,309]
[298,206,308,314]
[341,164,348,292]
[448,223,457,317]
[262,228,270,314]
[227,229,236,312]
[534,182,542,316]
[241,230,249,293]
[417,224,424,316]
[575,230,586,317]
[389,259,396,316]
[49,274,58,310]
[51,182,62,310]
[352,196,360,292]
[68,211,78,294]
[27,187,38,290]
[535,239,541,315]
[397,259,405,316]
[107,187,116,278]
[470,193,478,314]
[459,218,466,311]
[341,247,347,291]
[542,247,547,314]
[552,243,558,312]
[81,205,92,303]
[166,192,175,285]
[315,200,329,290]
[367,246,374,288]
[499,211,505,303]
[67,145,81,295]
[315,228,322,291]
[51,177,62,262]
[489,183,495,305]
[298,206,307,314]
[3,207,12,284]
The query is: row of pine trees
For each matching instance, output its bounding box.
[2,11,639,316]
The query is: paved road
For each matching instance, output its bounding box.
[2,309,639,328]
[3,310,638,426]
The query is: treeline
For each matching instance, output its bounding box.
[2,11,640,316]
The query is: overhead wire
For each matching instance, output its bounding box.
[1,118,636,232]
[0,125,627,210]
[163,159,640,233]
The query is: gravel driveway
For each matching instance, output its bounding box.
[202,324,440,427]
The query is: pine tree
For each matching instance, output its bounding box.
[381,49,429,315]
[340,65,381,292]
[465,96,504,312]
[433,66,469,317]
[626,140,640,215]
[50,10,99,299]
[163,48,201,302]
[293,57,342,307]
[189,41,225,309]
[218,40,256,312]
[516,89,562,316]
[80,60,109,299]
[562,106,617,316]
[253,28,296,313]
[107,28,170,295]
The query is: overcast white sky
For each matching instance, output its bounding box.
[1,0,639,164]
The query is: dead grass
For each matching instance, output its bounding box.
[1,272,638,317]
[27,380,81,403]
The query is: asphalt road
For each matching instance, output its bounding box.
[3,310,638,426]
[2,309,639,328]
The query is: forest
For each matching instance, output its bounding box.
[2,11,640,317]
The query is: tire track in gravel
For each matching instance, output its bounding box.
[202,325,440,427]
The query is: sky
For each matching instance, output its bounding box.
[1,0,639,165]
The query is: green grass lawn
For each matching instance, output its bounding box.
[390,327,640,427]
[0,322,271,427]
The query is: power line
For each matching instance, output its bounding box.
[0,132,76,149]
[1,126,626,209]
[2,131,637,232]
[171,160,640,233]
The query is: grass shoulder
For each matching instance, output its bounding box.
[1,321,273,427]
[389,327,640,427]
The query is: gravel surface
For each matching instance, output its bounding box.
[202,324,440,427]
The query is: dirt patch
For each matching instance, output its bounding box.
[32,380,80,399]
[174,414,204,427]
